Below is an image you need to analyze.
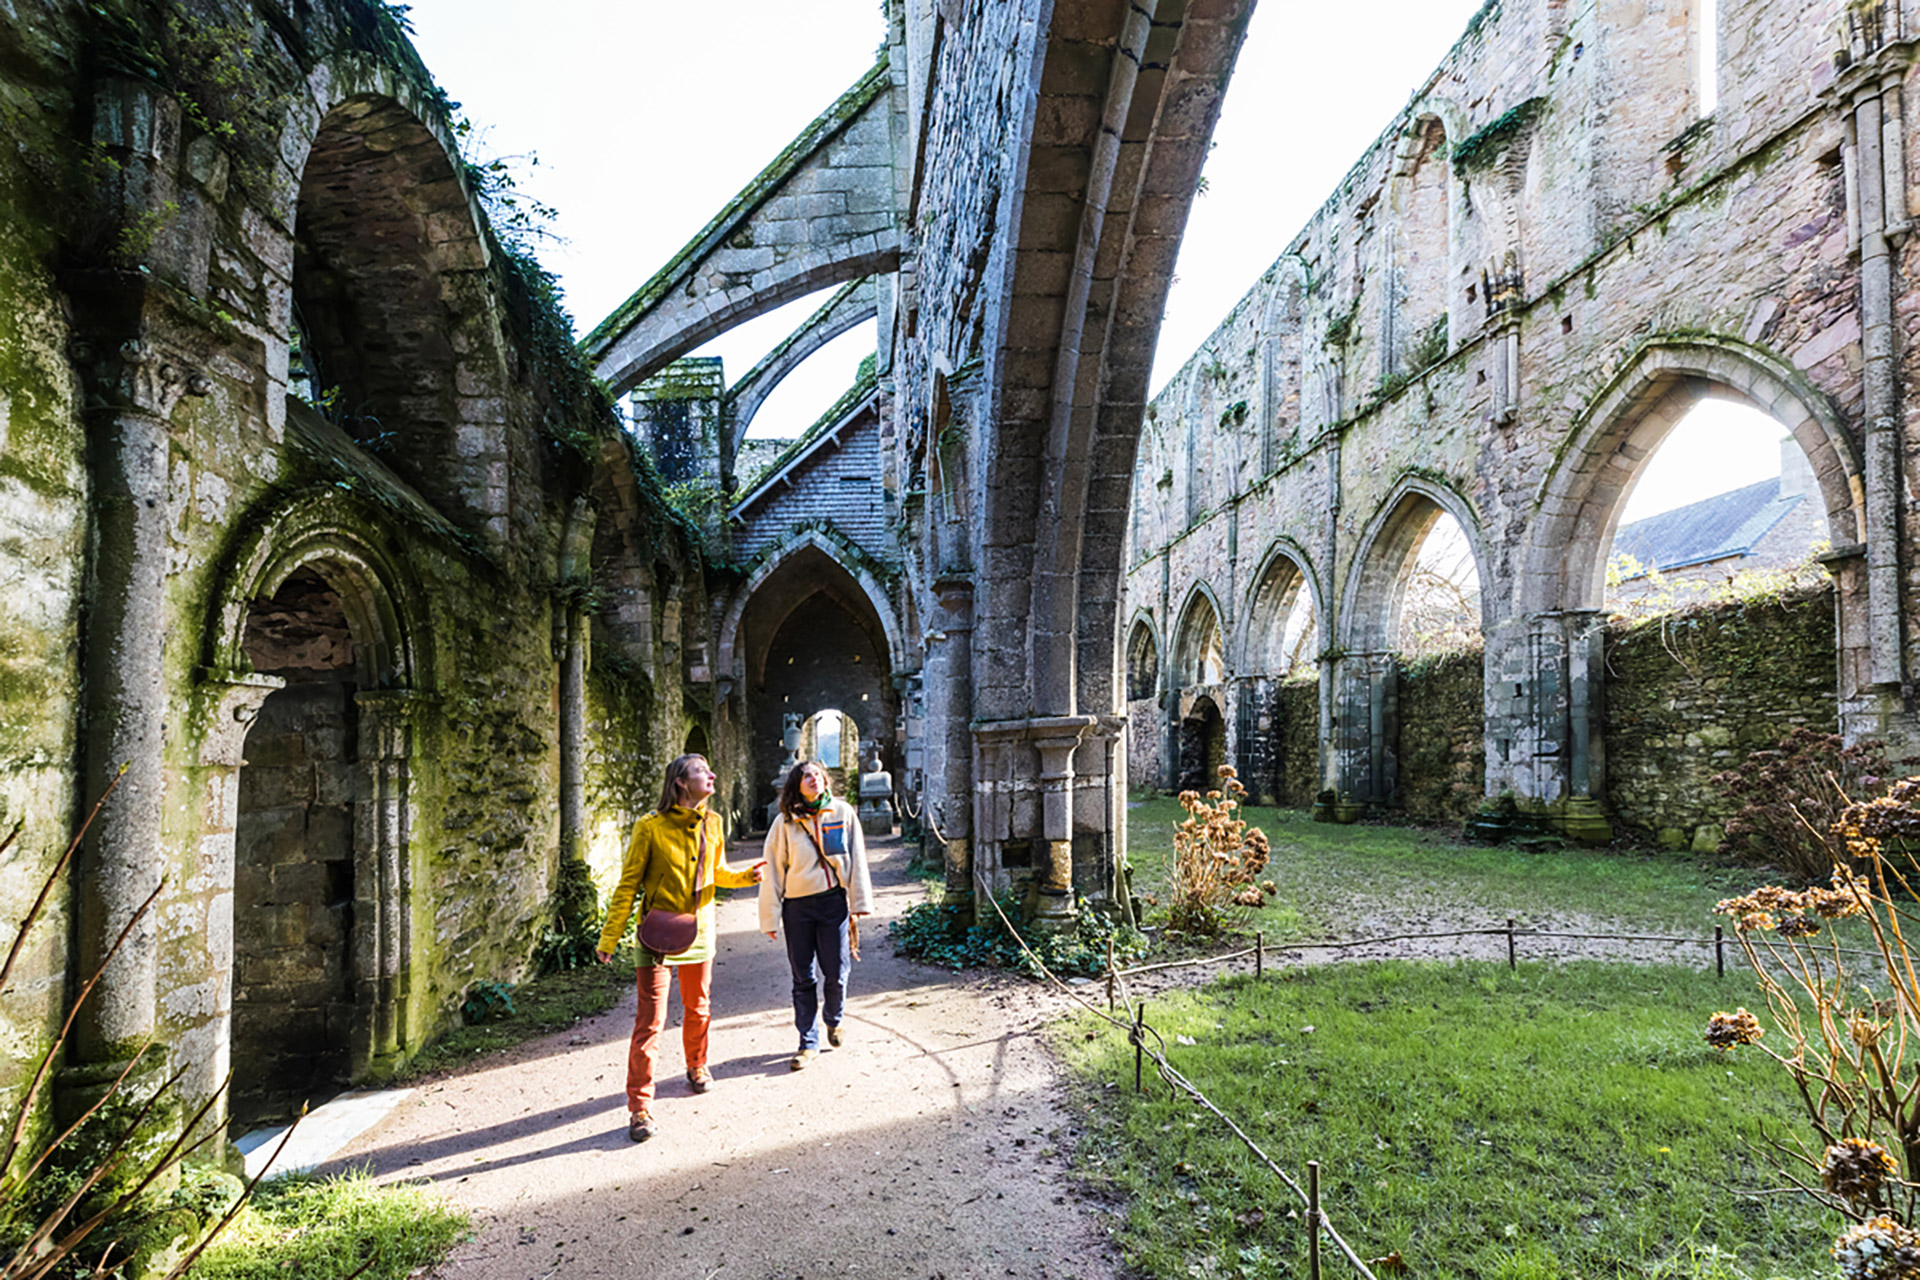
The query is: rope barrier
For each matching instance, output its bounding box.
[963,871,1381,1280]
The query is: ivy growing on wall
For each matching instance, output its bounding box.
[1451,97,1546,176]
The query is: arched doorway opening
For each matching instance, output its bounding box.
[1341,483,1487,807]
[1394,513,1481,657]
[799,708,861,799]
[1516,340,1867,827]
[724,539,900,829]
[1171,589,1228,793]
[1178,696,1227,793]
[1239,547,1321,804]
[232,568,358,1127]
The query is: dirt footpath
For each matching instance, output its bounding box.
[320,835,1122,1280]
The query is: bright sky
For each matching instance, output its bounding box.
[401,1,1788,509]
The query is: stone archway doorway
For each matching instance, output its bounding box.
[1178,696,1226,794]
[232,569,358,1126]
[219,531,422,1129]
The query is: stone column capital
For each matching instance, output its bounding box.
[194,668,286,767]
[64,271,224,422]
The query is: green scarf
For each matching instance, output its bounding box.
[801,789,832,813]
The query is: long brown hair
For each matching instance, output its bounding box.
[657,753,711,814]
[778,760,830,820]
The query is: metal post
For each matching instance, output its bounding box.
[1107,938,1116,1012]
[1715,925,1725,978]
[1256,931,1264,978]
[1507,918,1517,970]
[1307,1159,1322,1280]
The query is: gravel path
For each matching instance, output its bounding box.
[318,835,1121,1280]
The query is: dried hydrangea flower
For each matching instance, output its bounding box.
[1823,1138,1900,1203]
[1704,1008,1764,1050]
[1833,1215,1920,1280]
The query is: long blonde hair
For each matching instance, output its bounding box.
[656,753,710,814]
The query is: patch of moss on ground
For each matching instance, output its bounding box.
[397,956,631,1081]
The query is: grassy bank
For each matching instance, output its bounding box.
[1123,795,1775,940]
[188,1171,469,1280]
[1059,959,1828,1279]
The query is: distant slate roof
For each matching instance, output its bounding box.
[1611,477,1803,576]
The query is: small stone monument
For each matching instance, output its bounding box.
[767,713,803,828]
[857,747,894,836]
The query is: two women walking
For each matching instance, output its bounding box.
[597,754,874,1142]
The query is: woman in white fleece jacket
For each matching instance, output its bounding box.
[759,761,874,1070]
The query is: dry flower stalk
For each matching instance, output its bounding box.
[1166,765,1274,936]
[1709,775,1920,1253]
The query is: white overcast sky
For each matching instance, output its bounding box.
[402,0,1784,516]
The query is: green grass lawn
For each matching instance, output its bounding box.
[1058,960,1830,1280]
[1123,795,1784,941]
[188,1171,470,1280]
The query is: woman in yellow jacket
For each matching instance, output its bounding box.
[596,754,762,1142]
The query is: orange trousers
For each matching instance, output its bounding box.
[627,961,711,1112]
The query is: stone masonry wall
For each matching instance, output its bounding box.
[1603,587,1839,849]
[0,0,716,1136]
[1123,0,1905,839]
[732,399,891,566]
[0,0,87,1135]
[1395,649,1488,824]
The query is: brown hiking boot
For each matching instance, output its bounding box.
[790,1048,817,1071]
[687,1067,713,1093]
[827,1025,845,1048]
[628,1110,655,1142]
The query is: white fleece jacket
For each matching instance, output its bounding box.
[758,797,874,934]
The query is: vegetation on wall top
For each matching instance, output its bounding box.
[1451,96,1546,175]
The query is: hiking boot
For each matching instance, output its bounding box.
[790,1048,817,1071]
[628,1110,655,1143]
[827,1025,845,1048]
[687,1067,713,1093]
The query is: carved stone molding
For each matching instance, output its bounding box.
[194,669,286,768]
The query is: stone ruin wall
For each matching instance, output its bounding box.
[1124,0,1906,838]
[0,0,723,1128]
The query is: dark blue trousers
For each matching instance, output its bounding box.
[782,887,850,1050]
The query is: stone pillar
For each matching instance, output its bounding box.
[355,691,416,1078]
[68,329,211,1078]
[1329,650,1396,807]
[1482,612,1611,842]
[930,576,974,905]
[971,715,1097,927]
[557,497,595,865]
[1829,36,1913,693]
[1030,719,1095,925]
[189,670,283,1132]
[558,610,588,864]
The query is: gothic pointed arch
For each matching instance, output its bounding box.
[207,489,434,690]
[287,63,513,540]
[719,529,902,826]
[1340,475,1487,655]
[200,487,432,1110]
[716,528,905,686]
[1125,610,1164,702]
[1170,582,1228,689]
[1236,540,1324,675]
[1520,335,1862,614]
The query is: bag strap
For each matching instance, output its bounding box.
[796,812,842,889]
[693,816,711,896]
